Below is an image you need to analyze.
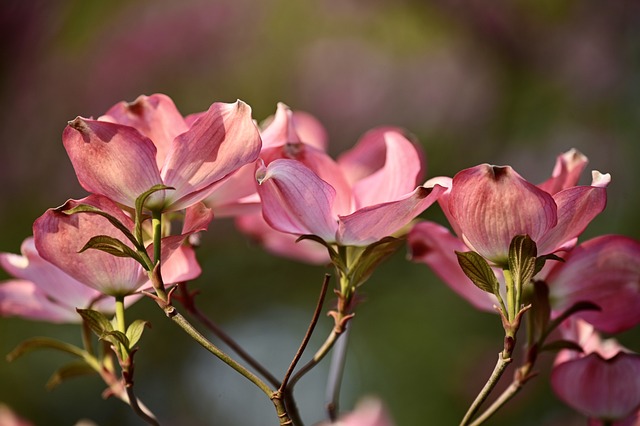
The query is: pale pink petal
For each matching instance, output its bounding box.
[537,185,607,255]
[320,398,395,426]
[449,165,557,264]
[556,319,629,366]
[291,110,328,151]
[0,280,80,323]
[102,93,188,168]
[262,143,353,216]
[592,170,611,187]
[337,185,445,246]
[160,245,201,284]
[63,118,163,208]
[161,100,261,210]
[425,176,462,237]
[259,103,302,149]
[33,195,148,296]
[552,352,640,421]
[339,129,424,208]
[408,222,496,311]
[0,238,101,309]
[538,149,589,194]
[182,202,214,234]
[236,214,330,265]
[256,159,338,242]
[547,235,640,334]
[203,162,262,217]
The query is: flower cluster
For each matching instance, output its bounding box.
[1,93,639,425]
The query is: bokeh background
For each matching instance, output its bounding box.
[1,0,639,425]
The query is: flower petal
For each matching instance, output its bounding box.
[338,185,445,246]
[33,195,148,296]
[552,352,640,421]
[537,185,607,254]
[0,280,80,323]
[548,235,640,334]
[538,149,589,194]
[102,93,188,169]
[449,164,557,264]
[408,222,496,311]
[161,100,261,210]
[63,118,163,208]
[339,128,424,208]
[256,159,338,242]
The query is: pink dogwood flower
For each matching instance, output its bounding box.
[318,398,395,426]
[256,127,444,246]
[408,149,609,308]
[63,93,261,212]
[552,319,640,423]
[32,194,206,297]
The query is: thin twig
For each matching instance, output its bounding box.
[325,325,351,421]
[125,385,160,426]
[281,274,331,392]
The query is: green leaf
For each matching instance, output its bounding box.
[508,234,538,288]
[76,308,113,337]
[63,204,141,250]
[297,235,345,270]
[540,340,584,354]
[6,337,86,362]
[134,184,174,242]
[46,360,96,390]
[79,235,149,269]
[534,253,565,276]
[349,237,405,287]
[103,330,130,350]
[455,251,500,294]
[126,320,150,348]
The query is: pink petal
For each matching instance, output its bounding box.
[33,195,148,296]
[337,185,445,246]
[291,110,328,151]
[259,103,302,149]
[0,280,80,323]
[160,245,201,284]
[182,202,214,234]
[63,118,163,208]
[552,352,640,421]
[0,238,101,309]
[256,159,338,242]
[547,235,640,334]
[449,164,557,264]
[102,94,188,169]
[161,100,261,211]
[236,214,330,265]
[339,128,424,208]
[537,185,607,254]
[203,162,262,217]
[408,222,496,311]
[538,149,589,194]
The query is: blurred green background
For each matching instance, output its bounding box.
[1,0,639,425]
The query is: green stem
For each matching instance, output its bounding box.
[151,210,162,265]
[115,295,128,360]
[288,329,341,390]
[503,269,515,321]
[459,352,512,426]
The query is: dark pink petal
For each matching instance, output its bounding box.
[449,164,557,264]
[33,195,148,297]
[337,185,445,246]
[0,280,80,323]
[256,159,338,242]
[548,235,640,334]
[552,352,640,421]
[236,214,330,265]
[161,100,261,211]
[538,149,589,194]
[339,129,424,208]
[537,185,607,254]
[408,222,496,311]
[63,118,163,208]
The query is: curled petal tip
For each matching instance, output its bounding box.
[592,170,611,188]
[255,161,268,185]
[67,116,89,131]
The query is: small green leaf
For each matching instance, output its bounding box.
[76,308,113,337]
[455,251,500,294]
[540,340,584,354]
[63,204,141,250]
[126,320,150,348]
[103,330,130,350]
[46,360,96,390]
[534,253,565,276]
[349,237,405,287]
[134,184,174,242]
[6,338,86,362]
[79,235,149,269]
[508,234,538,288]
